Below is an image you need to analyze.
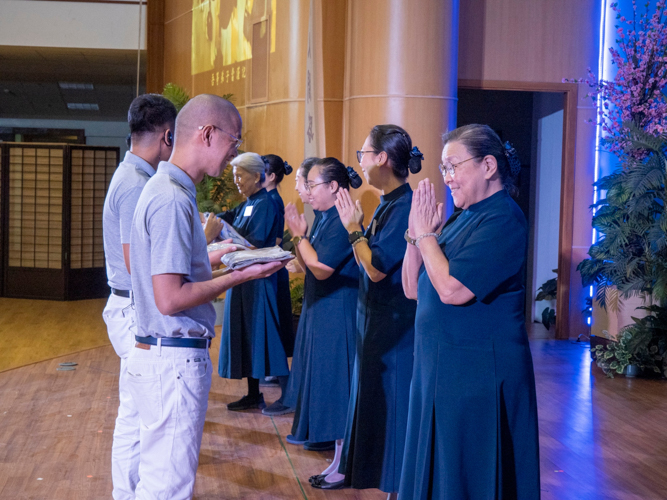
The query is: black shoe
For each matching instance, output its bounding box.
[261,400,295,416]
[304,441,335,451]
[309,474,327,484]
[227,393,266,411]
[311,477,346,490]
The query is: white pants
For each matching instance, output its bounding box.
[103,293,140,500]
[124,343,212,500]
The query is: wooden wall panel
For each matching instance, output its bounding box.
[163,9,193,95]
[458,0,601,83]
[165,0,192,24]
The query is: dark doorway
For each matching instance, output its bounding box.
[457,88,565,329]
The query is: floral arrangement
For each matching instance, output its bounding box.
[568,1,667,377]
[565,1,667,155]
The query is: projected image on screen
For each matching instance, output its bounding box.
[192,0,276,77]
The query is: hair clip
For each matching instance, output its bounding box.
[409,146,424,161]
[503,142,521,176]
[283,161,293,175]
[346,166,360,181]
[260,155,270,170]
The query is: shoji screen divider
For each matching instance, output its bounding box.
[0,143,118,300]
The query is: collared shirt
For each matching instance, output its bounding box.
[130,161,215,339]
[103,151,156,290]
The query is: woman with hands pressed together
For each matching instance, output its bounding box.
[320,125,422,498]
[399,124,540,499]
[282,158,362,476]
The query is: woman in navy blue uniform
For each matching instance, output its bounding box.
[399,124,540,499]
[258,153,295,416]
[313,126,423,497]
[283,157,321,424]
[217,152,286,411]
[283,158,362,475]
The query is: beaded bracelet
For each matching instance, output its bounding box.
[351,236,368,247]
[415,232,439,248]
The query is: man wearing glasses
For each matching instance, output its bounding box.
[126,94,284,499]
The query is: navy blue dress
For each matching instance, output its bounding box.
[284,210,322,409]
[285,206,359,443]
[339,183,417,493]
[268,188,295,357]
[399,189,540,499]
[218,188,288,379]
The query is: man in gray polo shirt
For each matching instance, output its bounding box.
[102,94,177,500]
[127,94,285,499]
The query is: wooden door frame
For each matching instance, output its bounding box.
[458,80,578,340]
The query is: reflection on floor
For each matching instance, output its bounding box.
[0,297,109,372]
[1,323,666,499]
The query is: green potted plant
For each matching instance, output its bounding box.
[290,277,305,332]
[571,1,667,377]
[535,271,557,331]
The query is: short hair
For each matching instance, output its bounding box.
[262,154,293,185]
[128,94,177,138]
[311,157,363,190]
[231,152,265,183]
[442,124,520,197]
[368,124,422,179]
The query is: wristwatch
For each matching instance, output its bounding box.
[404,229,417,246]
[348,231,365,244]
[292,235,308,246]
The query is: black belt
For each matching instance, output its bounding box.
[135,335,210,349]
[111,288,131,298]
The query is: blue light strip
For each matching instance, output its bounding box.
[592,0,607,244]
[589,0,608,326]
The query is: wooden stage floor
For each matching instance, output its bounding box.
[1,332,667,499]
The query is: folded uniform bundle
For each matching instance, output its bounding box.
[207,242,249,252]
[221,246,294,270]
[219,220,252,248]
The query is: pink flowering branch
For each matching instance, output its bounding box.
[564,0,667,156]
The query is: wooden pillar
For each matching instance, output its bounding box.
[146,0,165,94]
[342,0,459,217]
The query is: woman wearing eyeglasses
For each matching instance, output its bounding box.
[313,126,422,498]
[217,152,288,412]
[283,158,362,472]
[399,124,540,499]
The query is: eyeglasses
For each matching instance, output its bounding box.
[356,150,377,163]
[438,156,482,178]
[304,181,330,193]
[198,125,243,149]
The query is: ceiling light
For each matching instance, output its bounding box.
[67,103,99,111]
[60,82,94,90]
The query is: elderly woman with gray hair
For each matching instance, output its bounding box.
[217,152,289,412]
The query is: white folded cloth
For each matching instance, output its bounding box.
[220,246,294,270]
[207,242,249,252]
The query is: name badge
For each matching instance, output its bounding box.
[244,205,253,217]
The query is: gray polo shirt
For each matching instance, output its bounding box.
[130,161,215,338]
[103,151,155,290]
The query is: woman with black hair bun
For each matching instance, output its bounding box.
[259,154,296,416]
[312,125,422,497]
[283,157,361,476]
[399,124,539,499]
